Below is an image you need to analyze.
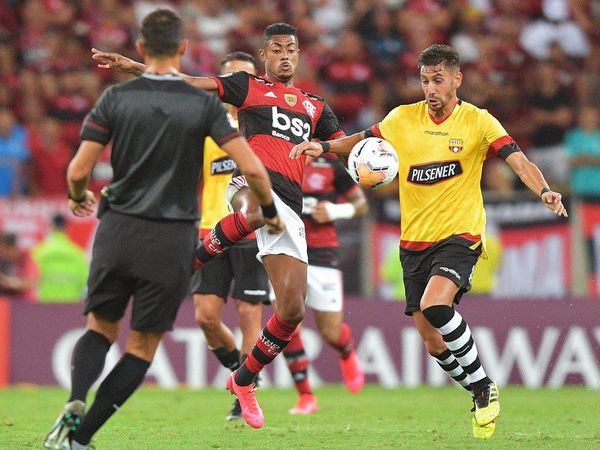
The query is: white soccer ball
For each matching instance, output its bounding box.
[347,137,399,189]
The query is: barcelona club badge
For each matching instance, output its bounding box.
[449,138,463,153]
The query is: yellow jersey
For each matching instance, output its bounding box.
[199,136,236,233]
[373,100,516,255]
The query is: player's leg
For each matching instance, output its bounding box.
[194,183,264,269]
[307,265,364,394]
[283,327,317,415]
[71,330,163,447]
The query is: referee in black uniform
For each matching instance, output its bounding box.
[44,10,283,450]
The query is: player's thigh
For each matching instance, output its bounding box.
[127,218,197,333]
[229,244,270,304]
[190,252,233,301]
[305,265,343,313]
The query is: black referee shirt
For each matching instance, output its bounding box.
[80,73,239,221]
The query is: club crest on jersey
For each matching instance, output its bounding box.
[303,100,316,119]
[284,94,297,106]
[449,138,464,153]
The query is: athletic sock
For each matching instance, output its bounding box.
[68,330,112,403]
[211,347,241,371]
[236,312,297,386]
[433,349,471,392]
[283,330,312,395]
[422,305,491,392]
[195,212,253,264]
[332,322,353,359]
[73,353,150,445]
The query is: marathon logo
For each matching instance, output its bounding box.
[408,160,463,185]
[210,157,236,175]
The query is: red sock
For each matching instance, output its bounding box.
[237,313,297,385]
[197,212,253,262]
[333,323,353,359]
[283,330,312,395]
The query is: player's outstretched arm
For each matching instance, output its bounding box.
[505,151,568,217]
[289,132,365,160]
[221,136,285,234]
[91,48,219,92]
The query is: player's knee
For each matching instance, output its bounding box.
[277,299,305,325]
[319,326,339,345]
[195,309,220,331]
[244,208,265,230]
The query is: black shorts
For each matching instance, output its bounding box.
[400,237,482,316]
[190,239,269,304]
[85,210,196,332]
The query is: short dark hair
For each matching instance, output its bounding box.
[262,23,297,43]
[219,51,257,70]
[418,44,460,71]
[140,9,184,57]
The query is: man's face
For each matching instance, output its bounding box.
[260,34,299,83]
[221,59,257,76]
[420,63,462,113]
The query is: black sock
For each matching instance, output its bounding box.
[235,364,258,386]
[212,347,241,371]
[73,353,150,445]
[68,330,112,403]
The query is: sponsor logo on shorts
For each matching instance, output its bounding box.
[244,289,267,296]
[298,226,305,238]
[439,266,461,280]
[407,160,463,185]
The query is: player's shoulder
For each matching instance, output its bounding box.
[458,100,493,118]
[385,101,427,119]
[245,73,276,87]
[299,89,326,104]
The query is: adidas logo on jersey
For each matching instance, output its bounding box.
[264,91,277,98]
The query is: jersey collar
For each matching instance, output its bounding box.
[142,73,184,81]
[428,99,461,125]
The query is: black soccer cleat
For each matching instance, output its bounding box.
[226,398,242,421]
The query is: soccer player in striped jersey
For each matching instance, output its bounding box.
[290,44,567,439]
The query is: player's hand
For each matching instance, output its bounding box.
[69,190,96,217]
[541,190,568,217]
[264,214,285,234]
[92,48,142,74]
[312,201,333,223]
[290,141,323,160]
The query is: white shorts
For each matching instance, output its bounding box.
[226,176,308,264]
[306,265,343,312]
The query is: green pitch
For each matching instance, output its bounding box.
[1,385,599,449]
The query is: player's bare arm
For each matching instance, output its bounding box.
[289,132,365,160]
[91,48,219,92]
[505,151,568,217]
[312,184,368,224]
[67,140,104,217]
[221,136,285,234]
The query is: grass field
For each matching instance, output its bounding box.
[1,385,599,449]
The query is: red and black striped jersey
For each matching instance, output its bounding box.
[302,154,358,267]
[211,71,344,215]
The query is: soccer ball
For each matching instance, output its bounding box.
[347,137,399,189]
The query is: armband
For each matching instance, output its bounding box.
[540,187,550,198]
[261,202,278,219]
[320,142,331,153]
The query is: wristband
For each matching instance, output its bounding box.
[261,202,277,219]
[320,141,331,153]
[323,202,356,221]
[68,191,86,203]
[540,187,550,198]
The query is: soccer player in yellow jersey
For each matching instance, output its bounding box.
[190,52,268,421]
[291,44,567,439]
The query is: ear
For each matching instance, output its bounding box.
[179,38,188,55]
[259,48,266,63]
[135,39,145,58]
[454,71,463,89]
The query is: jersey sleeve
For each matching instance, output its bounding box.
[332,158,358,195]
[373,106,401,143]
[482,110,521,160]
[210,71,249,107]
[314,102,344,141]
[206,95,241,147]
[80,87,113,145]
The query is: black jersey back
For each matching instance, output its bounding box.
[80,73,239,221]
[211,71,344,214]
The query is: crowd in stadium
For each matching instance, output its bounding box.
[0,0,599,199]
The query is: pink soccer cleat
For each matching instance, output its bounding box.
[226,372,264,429]
[288,393,318,415]
[340,350,365,394]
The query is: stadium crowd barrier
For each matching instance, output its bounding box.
[1,297,599,389]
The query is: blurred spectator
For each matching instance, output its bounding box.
[380,245,405,301]
[565,105,600,198]
[0,232,37,301]
[526,61,574,187]
[28,117,71,196]
[31,214,88,303]
[0,106,30,197]
[471,221,503,296]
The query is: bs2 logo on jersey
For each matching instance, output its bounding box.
[271,106,310,142]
